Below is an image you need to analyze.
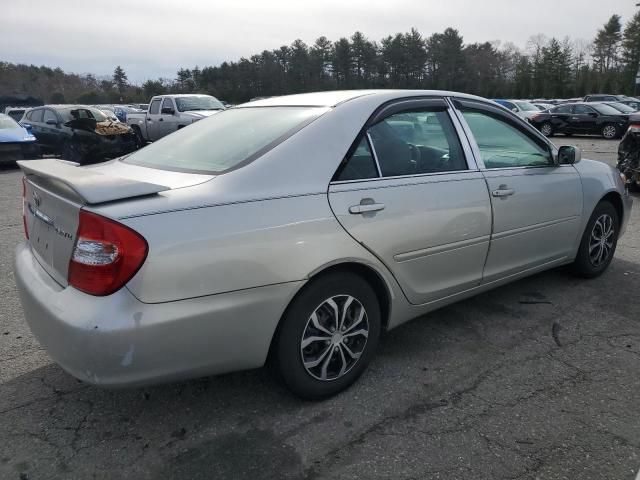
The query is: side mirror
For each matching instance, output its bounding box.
[512,107,518,113]
[589,112,598,117]
[558,145,581,165]
[45,119,58,126]
[161,107,175,115]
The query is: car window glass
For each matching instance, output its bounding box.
[30,109,43,122]
[367,110,467,177]
[552,105,573,114]
[43,110,57,123]
[574,105,595,114]
[335,136,379,181]
[149,99,161,115]
[461,110,553,169]
[161,98,174,111]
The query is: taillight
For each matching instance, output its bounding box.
[22,177,29,239]
[68,210,148,296]
[628,123,640,131]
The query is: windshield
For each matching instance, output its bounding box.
[59,107,110,122]
[592,104,624,115]
[515,101,538,112]
[607,102,635,113]
[123,106,328,174]
[0,114,20,129]
[175,96,225,112]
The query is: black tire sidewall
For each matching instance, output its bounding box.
[572,201,619,278]
[275,272,381,400]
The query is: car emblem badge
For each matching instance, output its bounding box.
[32,190,41,207]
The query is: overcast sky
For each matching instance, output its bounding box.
[2,0,638,83]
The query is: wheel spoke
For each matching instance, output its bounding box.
[345,328,369,339]
[336,345,348,377]
[301,334,331,349]
[343,305,365,334]
[341,342,361,360]
[325,298,340,332]
[304,343,332,369]
[339,296,354,331]
[310,311,331,336]
[319,347,335,380]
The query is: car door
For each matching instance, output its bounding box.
[158,97,178,138]
[570,104,599,133]
[26,109,45,147]
[146,98,162,141]
[453,99,583,283]
[40,109,62,149]
[549,104,572,133]
[328,98,492,305]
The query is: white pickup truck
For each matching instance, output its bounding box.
[126,94,225,142]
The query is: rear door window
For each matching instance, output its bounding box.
[368,110,467,177]
[161,98,174,112]
[30,109,43,123]
[43,110,58,123]
[334,136,379,181]
[149,99,161,115]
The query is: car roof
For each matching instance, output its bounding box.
[240,89,491,108]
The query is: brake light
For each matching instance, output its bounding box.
[628,123,640,131]
[22,177,29,239]
[68,210,148,296]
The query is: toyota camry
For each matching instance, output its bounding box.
[14,90,632,399]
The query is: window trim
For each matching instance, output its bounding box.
[450,97,558,171]
[330,96,477,185]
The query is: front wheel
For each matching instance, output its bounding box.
[571,201,619,278]
[602,124,620,140]
[273,272,381,399]
[540,122,553,137]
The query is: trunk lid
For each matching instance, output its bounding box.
[18,159,212,286]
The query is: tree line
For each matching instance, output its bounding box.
[2,11,640,105]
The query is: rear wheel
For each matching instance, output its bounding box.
[571,201,619,278]
[273,272,381,399]
[540,122,553,137]
[602,124,619,139]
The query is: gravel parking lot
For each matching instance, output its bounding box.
[1,136,639,480]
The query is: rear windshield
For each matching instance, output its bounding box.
[123,106,328,174]
[0,114,19,129]
[607,102,635,113]
[591,104,623,115]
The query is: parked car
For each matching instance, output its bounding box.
[617,112,640,191]
[94,105,144,123]
[126,94,225,143]
[4,106,30,122]
[602,101,637,114]
[532,103,555,111]
[0,113,39,163]
[492,99,540,120]
[21,105,139,163]
[15,90,632,399]
[583,94,636,103]
[92,105,120,122]
[529,102,630,139]
[615,99,640,111]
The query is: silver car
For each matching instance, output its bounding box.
[14,90,633,399]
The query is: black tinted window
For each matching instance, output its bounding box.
[335,136,379,181]
[30,109,43,122]
[149,99,161,114]
[574,105,595,114]
[368,110,467,177]
[552,105,573,114]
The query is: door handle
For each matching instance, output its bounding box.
[492,188,515,198]
[349,203,385,214]
[159,118,164,122]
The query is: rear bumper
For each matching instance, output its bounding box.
[14,241,302,387]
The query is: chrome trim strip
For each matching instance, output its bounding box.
[366,131,382,178]
[492,216,580,241]
[330,168,475,185]
[329,172,484,194]
[394,235,491,262]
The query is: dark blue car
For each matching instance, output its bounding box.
[0,113,39,163]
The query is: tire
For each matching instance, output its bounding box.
[131,126,145,148]
[540,122,553,137]
[273,272,381,399]
[602,124,619,140]
[571,201,619,278]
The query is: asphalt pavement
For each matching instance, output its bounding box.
[1,136,639,480]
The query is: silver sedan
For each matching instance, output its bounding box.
[14,90,633,399]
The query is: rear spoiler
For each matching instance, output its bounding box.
[18,159,170,205]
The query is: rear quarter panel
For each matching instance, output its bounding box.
[122,194,397,304]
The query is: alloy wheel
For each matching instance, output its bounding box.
[541,123,552,136]
[300,295,369,381]
[602,125,617,139]
[588,213,615,267]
